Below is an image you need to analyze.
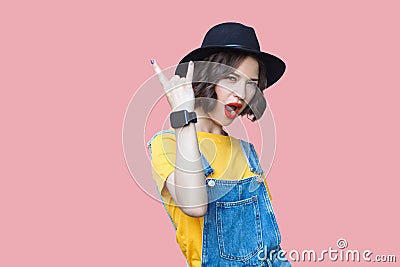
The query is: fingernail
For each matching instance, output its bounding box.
[150,59,155,64]
[189,60,193,65]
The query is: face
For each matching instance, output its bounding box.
[207,56,259,126]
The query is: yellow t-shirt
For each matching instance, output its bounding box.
[148,129,272,267]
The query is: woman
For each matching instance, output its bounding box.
[147,22,291,267]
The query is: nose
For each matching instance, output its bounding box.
[232,81,246,100]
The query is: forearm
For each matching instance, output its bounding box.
[173,122,207,216]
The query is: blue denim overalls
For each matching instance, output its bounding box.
[147,130,291,267]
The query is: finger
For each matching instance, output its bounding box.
[171,75,181,82]
[186,61,194,82]
[151,59,168,85]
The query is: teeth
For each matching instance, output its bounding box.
[225,105,236,115]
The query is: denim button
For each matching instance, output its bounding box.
[207,179,216,187]
[256,175,263,183]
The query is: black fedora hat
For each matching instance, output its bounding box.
[177,22,286,88]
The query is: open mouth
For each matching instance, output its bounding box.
[224,102,242,119]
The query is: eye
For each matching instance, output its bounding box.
[247,81,258,88]
[225,75,237,82]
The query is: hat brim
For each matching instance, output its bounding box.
[178,46,286,88]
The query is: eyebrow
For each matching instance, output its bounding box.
[231,72,259,81]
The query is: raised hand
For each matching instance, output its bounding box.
[151,60,195,112]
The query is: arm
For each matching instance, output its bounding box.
[165,127,207,217]
[152,60,207,217]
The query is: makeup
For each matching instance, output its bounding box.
[224,102,242,119]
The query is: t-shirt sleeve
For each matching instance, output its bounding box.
[262,173,273,201]
[148,132,176,196]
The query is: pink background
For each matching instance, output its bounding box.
[1,0,399,266]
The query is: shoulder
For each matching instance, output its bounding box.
[235,137,256,151]
[235,138,262,162]
[147,129,177,160]
[147,129,176,149]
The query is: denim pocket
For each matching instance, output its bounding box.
[216,196,263,262]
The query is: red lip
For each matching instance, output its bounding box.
[224,102,243,119]
[226,102,243,110]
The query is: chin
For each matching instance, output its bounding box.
[223,119,235,126]
[207,116,230,127]
[220,117,236,127]
[208,109,237,127]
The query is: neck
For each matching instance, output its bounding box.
[194,107,227,135]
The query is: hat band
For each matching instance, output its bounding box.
[204,44,260,53]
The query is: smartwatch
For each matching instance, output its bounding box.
[170,110,197,129]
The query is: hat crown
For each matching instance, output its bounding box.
[176,22,285,89]
[201,22,260,51]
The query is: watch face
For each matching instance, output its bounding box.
[170,110,187,128]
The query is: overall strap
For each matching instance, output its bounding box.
[239,139,264,176]
[147,129,215,177]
